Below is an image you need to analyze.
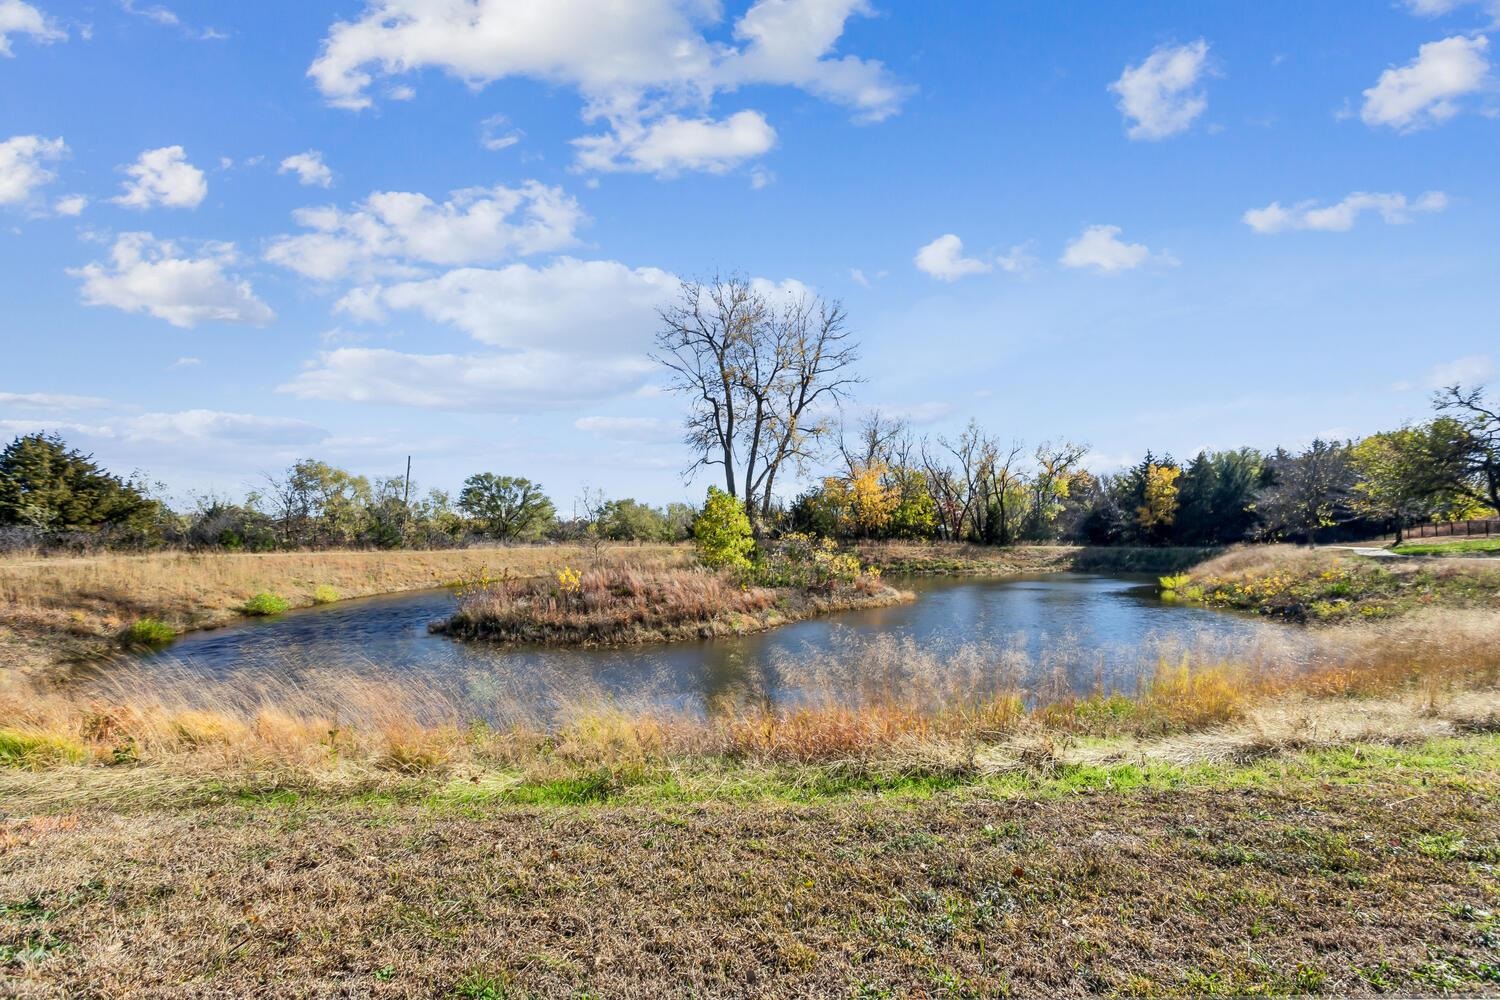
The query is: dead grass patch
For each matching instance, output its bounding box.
[437,565,910,645]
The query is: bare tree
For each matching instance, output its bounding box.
[655,277,860,525]
[573,486,610,562]
[751,295,861,520]
[1434,384,1500,511]
[1258,440,1354,545]
[978,439,1027,545]
[654,276,763,501]
[921,421,998,541]
[838,409,910,477]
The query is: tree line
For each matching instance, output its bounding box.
[780,387,1498,547]
[3,274,1496,551]
[0,439,694,552]
[649,276,1498,546]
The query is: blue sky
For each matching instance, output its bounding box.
[1,0,1496,507]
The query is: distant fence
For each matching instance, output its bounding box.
[1403,517,1500,540]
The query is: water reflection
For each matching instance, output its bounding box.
[101,573,1288,723]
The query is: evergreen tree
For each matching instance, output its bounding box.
[0,433,152,532]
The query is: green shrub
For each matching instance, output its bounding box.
[312,584,339,604]
[754,532,867,589]
[123,617,175,645]
[692,486,755,570]
[242,591,290,616]
[1158,573,1192,592]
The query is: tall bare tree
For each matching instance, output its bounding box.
[921,421,996,541]
[653,276,763,501]
[655,277,860,524]
[1434,384,1500,511]
[838,410,911,478]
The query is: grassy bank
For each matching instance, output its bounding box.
[0,545,691,671]
[1393,537,1500,557]
[2,732,1497,997]
[435,566,911,646]
[1172,547,1500,622]
[857,541,1218,577]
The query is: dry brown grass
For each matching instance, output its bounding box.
[438,565,906,646]
[0,544,691,667]
[857,540,1080,575]
[2,739,1497,997]
[857,540,1218,576]
[1181,545,1500,622]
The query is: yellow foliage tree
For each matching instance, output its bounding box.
[822,462,897,537]
[1136,463,1181,533]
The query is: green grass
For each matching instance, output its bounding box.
[240,591,291,616]
[0,729,87,768]
[1393,537,1500,556]
[122,617,175,645]
[403,735,1500,814]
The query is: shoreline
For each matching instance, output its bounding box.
[433,585,916,647]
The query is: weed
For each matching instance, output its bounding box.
[0,729,86,768]
[241,591,290,616]
[450,971,517,999]
[123,617,175,645]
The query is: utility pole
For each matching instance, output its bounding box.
[403,456,412,506]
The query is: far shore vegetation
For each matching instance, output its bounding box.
[437,510,910,646]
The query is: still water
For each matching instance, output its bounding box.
[118,574,1285,723]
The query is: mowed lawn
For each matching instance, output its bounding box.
[1393,537,1500,557]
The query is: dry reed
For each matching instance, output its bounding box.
[3,607,1496,785]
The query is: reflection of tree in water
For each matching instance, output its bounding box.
[701,640,776,719]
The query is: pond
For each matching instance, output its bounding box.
[104,574,1294,726]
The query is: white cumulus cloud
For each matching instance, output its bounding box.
[0,1,65,56]
[52,193,86,216]
[914,234,991,282]
[265,181,584,281]
[280,348,655,411]
[1424,353,1495,388]
[306,0,904,175]
[1243,190,1448,233]
[70,232,275,328]
[113,145,208,209]
[1059,225,1159,272]
[573,110,777,176]
[1361,35,1491,130]
[278,150,334,188]
[0,134,66,205]
[340,257,678,352]
[1403,0,1500,18]
[1109,39,1212,140]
